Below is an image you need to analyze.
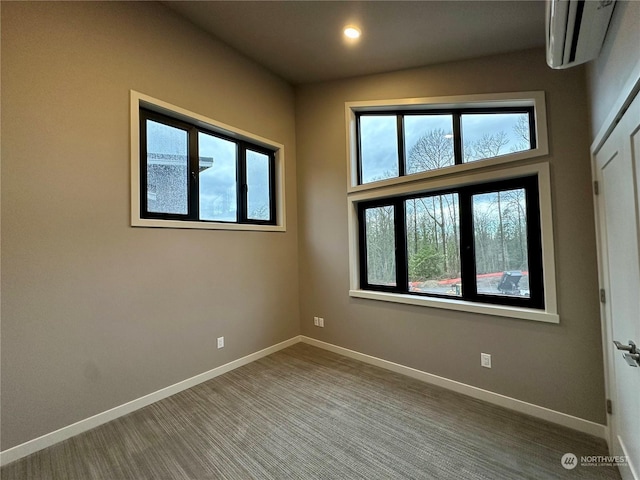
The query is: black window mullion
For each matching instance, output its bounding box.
[269,152,277,224]
[458,190,477,299]
[140,113,149,216]
[356,115,364,185]
[528,109,537,149]
[397,115,406,177]
[395,199,408,292]
[524,176,544,308]
[238,144,247,223]
[188,127,199,220]
[358,204,368,290]
[452,112,463,164]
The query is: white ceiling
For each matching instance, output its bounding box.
[164,1,546,85]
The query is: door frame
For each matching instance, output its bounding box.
[590,59,640,456]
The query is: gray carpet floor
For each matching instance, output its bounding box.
[1,343,620,479]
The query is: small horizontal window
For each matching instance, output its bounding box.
[140,109,276,225]
[130,91,285,232]
[357,107,535,185]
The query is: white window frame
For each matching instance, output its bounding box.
[345,92,559,323]
[130,90,286,231]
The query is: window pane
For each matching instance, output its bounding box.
[360,115,398,184]
[365,206,396,286]
[146,120,188,214]
[406,194,461,296]
[462,113,531,163]
[404,115,454,174]
[198,132,238,222]
[246,150,271,221]
[472,189,530,297]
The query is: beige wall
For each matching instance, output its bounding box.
[587,0,640,139]
[2,1,614,454]
[296,48,606,424]
[1,2,299,450]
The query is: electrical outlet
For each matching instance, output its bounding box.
[318,317,324,328]
[217,336,224,349]
[313,316,319,326]
[481,353,491,368]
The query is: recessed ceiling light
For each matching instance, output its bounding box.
[343,26,361,39]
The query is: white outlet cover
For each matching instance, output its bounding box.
[217,337,224,349]
[318,318,324,327]
[481,353,491,368]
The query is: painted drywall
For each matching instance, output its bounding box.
[1,2,299,450]
[296,48,606,424]
[587,0,640,138]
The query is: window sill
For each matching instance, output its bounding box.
[347,150,546,195]
[132,218,285,232]
[349,289,559,324]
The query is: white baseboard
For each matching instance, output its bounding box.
[1,333,607,467]
[300,336,607,439]
[0,335,302,467]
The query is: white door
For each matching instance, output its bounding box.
[594,91,640,480]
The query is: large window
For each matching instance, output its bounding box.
[358,176,543,309]
[346,92,557,323]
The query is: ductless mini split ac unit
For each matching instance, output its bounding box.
[546,0,616,69]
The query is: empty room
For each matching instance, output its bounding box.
[1,1,639,479]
